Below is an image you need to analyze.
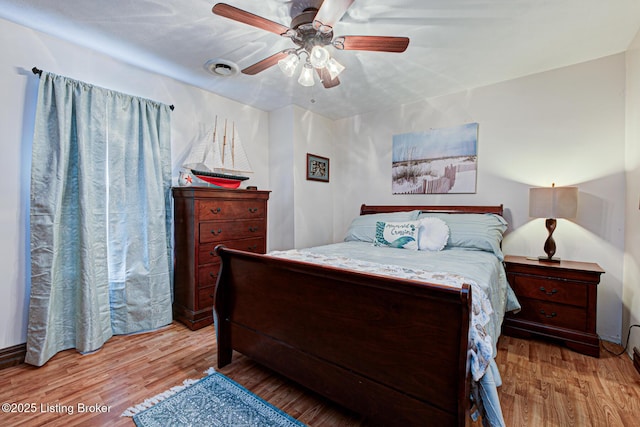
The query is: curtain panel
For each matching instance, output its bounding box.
[26,72,173,366]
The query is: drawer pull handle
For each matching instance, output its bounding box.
[249,226,258,232]
[209,272,218,278]
[210,228,223,235]
[210,207,221,214]
[249,207,259,213]
[539,310,557,318]
[539,287,558,296]
[248,245,257,251]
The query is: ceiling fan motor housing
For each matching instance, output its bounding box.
[290,8,333,51]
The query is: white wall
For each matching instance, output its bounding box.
[334,54,627,342]
[624,29,640,355]
[268,105,336,250]
[268,106,295,251]
[0,17,270,349]
[0,14,633,352]
[292,107,336,248]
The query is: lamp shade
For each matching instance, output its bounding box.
[309,46,330,68]
[298,63,315,86]
[529,185,578,219]
[326,57,345,80]
[278,53,299,77]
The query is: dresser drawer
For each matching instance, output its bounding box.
[514,298,587,332]
[199,220,265,244]
[198,200,266,221]
[198,263,220,288]
[198,238,266,264]
[197,287,215,311]
[225,237,265,253]
[509,274,587,307]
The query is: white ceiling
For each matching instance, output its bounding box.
[1,0,640,120]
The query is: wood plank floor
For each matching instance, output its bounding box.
[0,321,638,426]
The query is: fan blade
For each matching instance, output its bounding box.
[334,35,409,52]
[241,51,289,75]
[316,68,340,88]
[313,0,355,29]
[212,3,290,36]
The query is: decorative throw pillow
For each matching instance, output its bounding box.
[344,210,421,243]
[418,217,450,251]
[374,221,420,250]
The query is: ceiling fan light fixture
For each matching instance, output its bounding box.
[298,63,315,86]
[211,2,410,89]
[309,45,330,69]
[278,53,299,77]
[326,57,345,80]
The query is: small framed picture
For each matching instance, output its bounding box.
[306,153,330,182]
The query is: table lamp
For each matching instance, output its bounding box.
[529,183,578,262]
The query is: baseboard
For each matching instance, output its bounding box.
[0,343,26,370]
[634,347,640,376]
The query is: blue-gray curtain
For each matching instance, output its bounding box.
[26,72,173,366]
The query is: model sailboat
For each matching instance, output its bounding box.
[182,118,252,189]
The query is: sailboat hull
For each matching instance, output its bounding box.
[191,169,249,189]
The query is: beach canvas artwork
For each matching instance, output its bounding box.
[392,123,478,194]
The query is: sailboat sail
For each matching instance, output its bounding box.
[182,117,253,189]
[220,122,252,174]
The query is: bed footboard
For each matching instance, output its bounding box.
[214,246,472,427]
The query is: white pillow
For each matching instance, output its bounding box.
[418,217,450,251]
[374,220,420,250]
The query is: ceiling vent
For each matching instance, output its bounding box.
[204,59,239,77]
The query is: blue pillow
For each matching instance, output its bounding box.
[344,210,421,243]
[417,212,507,260]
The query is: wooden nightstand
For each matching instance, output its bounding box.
[503,255,604,357]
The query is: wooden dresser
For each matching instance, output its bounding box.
[503,255,604,357]
[172,187,270,330]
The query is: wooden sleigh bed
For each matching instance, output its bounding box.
[213,204,506,426]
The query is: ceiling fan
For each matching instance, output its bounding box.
[212,1,410,88]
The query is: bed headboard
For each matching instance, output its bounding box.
[360,204,504,216]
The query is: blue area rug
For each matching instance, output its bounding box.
[130,372,305,427]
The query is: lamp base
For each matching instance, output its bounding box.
[538,256,561,263]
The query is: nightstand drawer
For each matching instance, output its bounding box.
[509,274,587,307]
[515,298,586,331]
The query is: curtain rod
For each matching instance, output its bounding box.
[31,67,175,111]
